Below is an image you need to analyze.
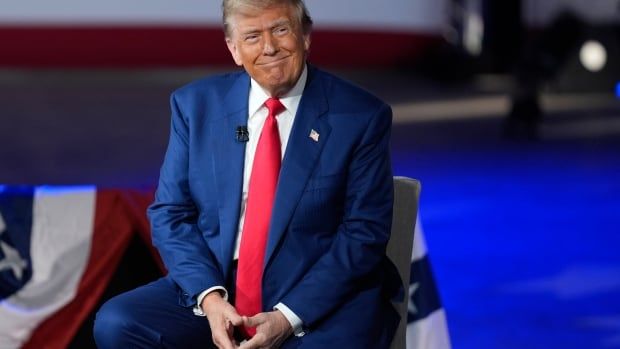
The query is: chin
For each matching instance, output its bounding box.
[266,75,292,88]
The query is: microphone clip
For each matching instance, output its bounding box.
[236,126,249,143]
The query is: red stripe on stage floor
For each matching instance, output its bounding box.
[0,26,441,68]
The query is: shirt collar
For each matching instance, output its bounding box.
[248,64,308,117]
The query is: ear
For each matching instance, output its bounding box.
[303,34,311,51]
[226,38,243,66]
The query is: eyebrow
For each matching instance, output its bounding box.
[269,19,291,29]
[239,19,291,36]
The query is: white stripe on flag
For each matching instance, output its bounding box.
[0,186,96,348]
[406,309,451,349]
[412,216,428,262]
[407,216,452,349]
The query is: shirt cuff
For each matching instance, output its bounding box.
[274,302,305,337]
[192,286,228,317]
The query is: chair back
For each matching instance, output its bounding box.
[387,176,421,349]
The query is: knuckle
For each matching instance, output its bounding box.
[212,333,225,345]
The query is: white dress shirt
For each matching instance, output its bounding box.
[194,65,308,337]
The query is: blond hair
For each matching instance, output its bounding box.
[222,0,313,37]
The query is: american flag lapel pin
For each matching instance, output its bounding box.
[309,129,320,142]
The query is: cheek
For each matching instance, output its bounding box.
[239,46,261,64]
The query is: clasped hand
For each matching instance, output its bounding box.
[202,293,293,349]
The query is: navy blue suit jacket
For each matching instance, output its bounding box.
[148,65,400,348]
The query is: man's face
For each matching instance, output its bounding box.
[226,4,310,97]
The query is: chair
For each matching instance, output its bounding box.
[387,177,421,349]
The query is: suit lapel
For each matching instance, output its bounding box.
[264,67,332,268]
[212,72,250,267]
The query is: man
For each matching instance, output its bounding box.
[94,1,400,348]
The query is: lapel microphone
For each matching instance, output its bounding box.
[236,126,249,143]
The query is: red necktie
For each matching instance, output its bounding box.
[236,97,284,337]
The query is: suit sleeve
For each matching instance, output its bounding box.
[147,93,225,307]
[280,103,394,327]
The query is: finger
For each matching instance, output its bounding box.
[212,324,237,349]
[243,313,265,328]
[226,310,244,327]
[221,303,243,325]
[225,320,234,337]
[238,333,266,349]
[213,333,236,349]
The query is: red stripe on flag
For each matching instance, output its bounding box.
[21,190,140,349]
[120,189,166,274]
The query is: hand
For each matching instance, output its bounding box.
[238,310,293,349]
[202,292,244,349]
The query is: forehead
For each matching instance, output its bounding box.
[230,4,297,33]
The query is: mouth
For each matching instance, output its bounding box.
[257,56,289,67]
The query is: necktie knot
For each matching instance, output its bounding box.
[265,98,285,119]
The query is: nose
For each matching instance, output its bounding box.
[262,33,277,55]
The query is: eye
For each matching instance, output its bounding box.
[274,26,289,35]
[244,34,260,43]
